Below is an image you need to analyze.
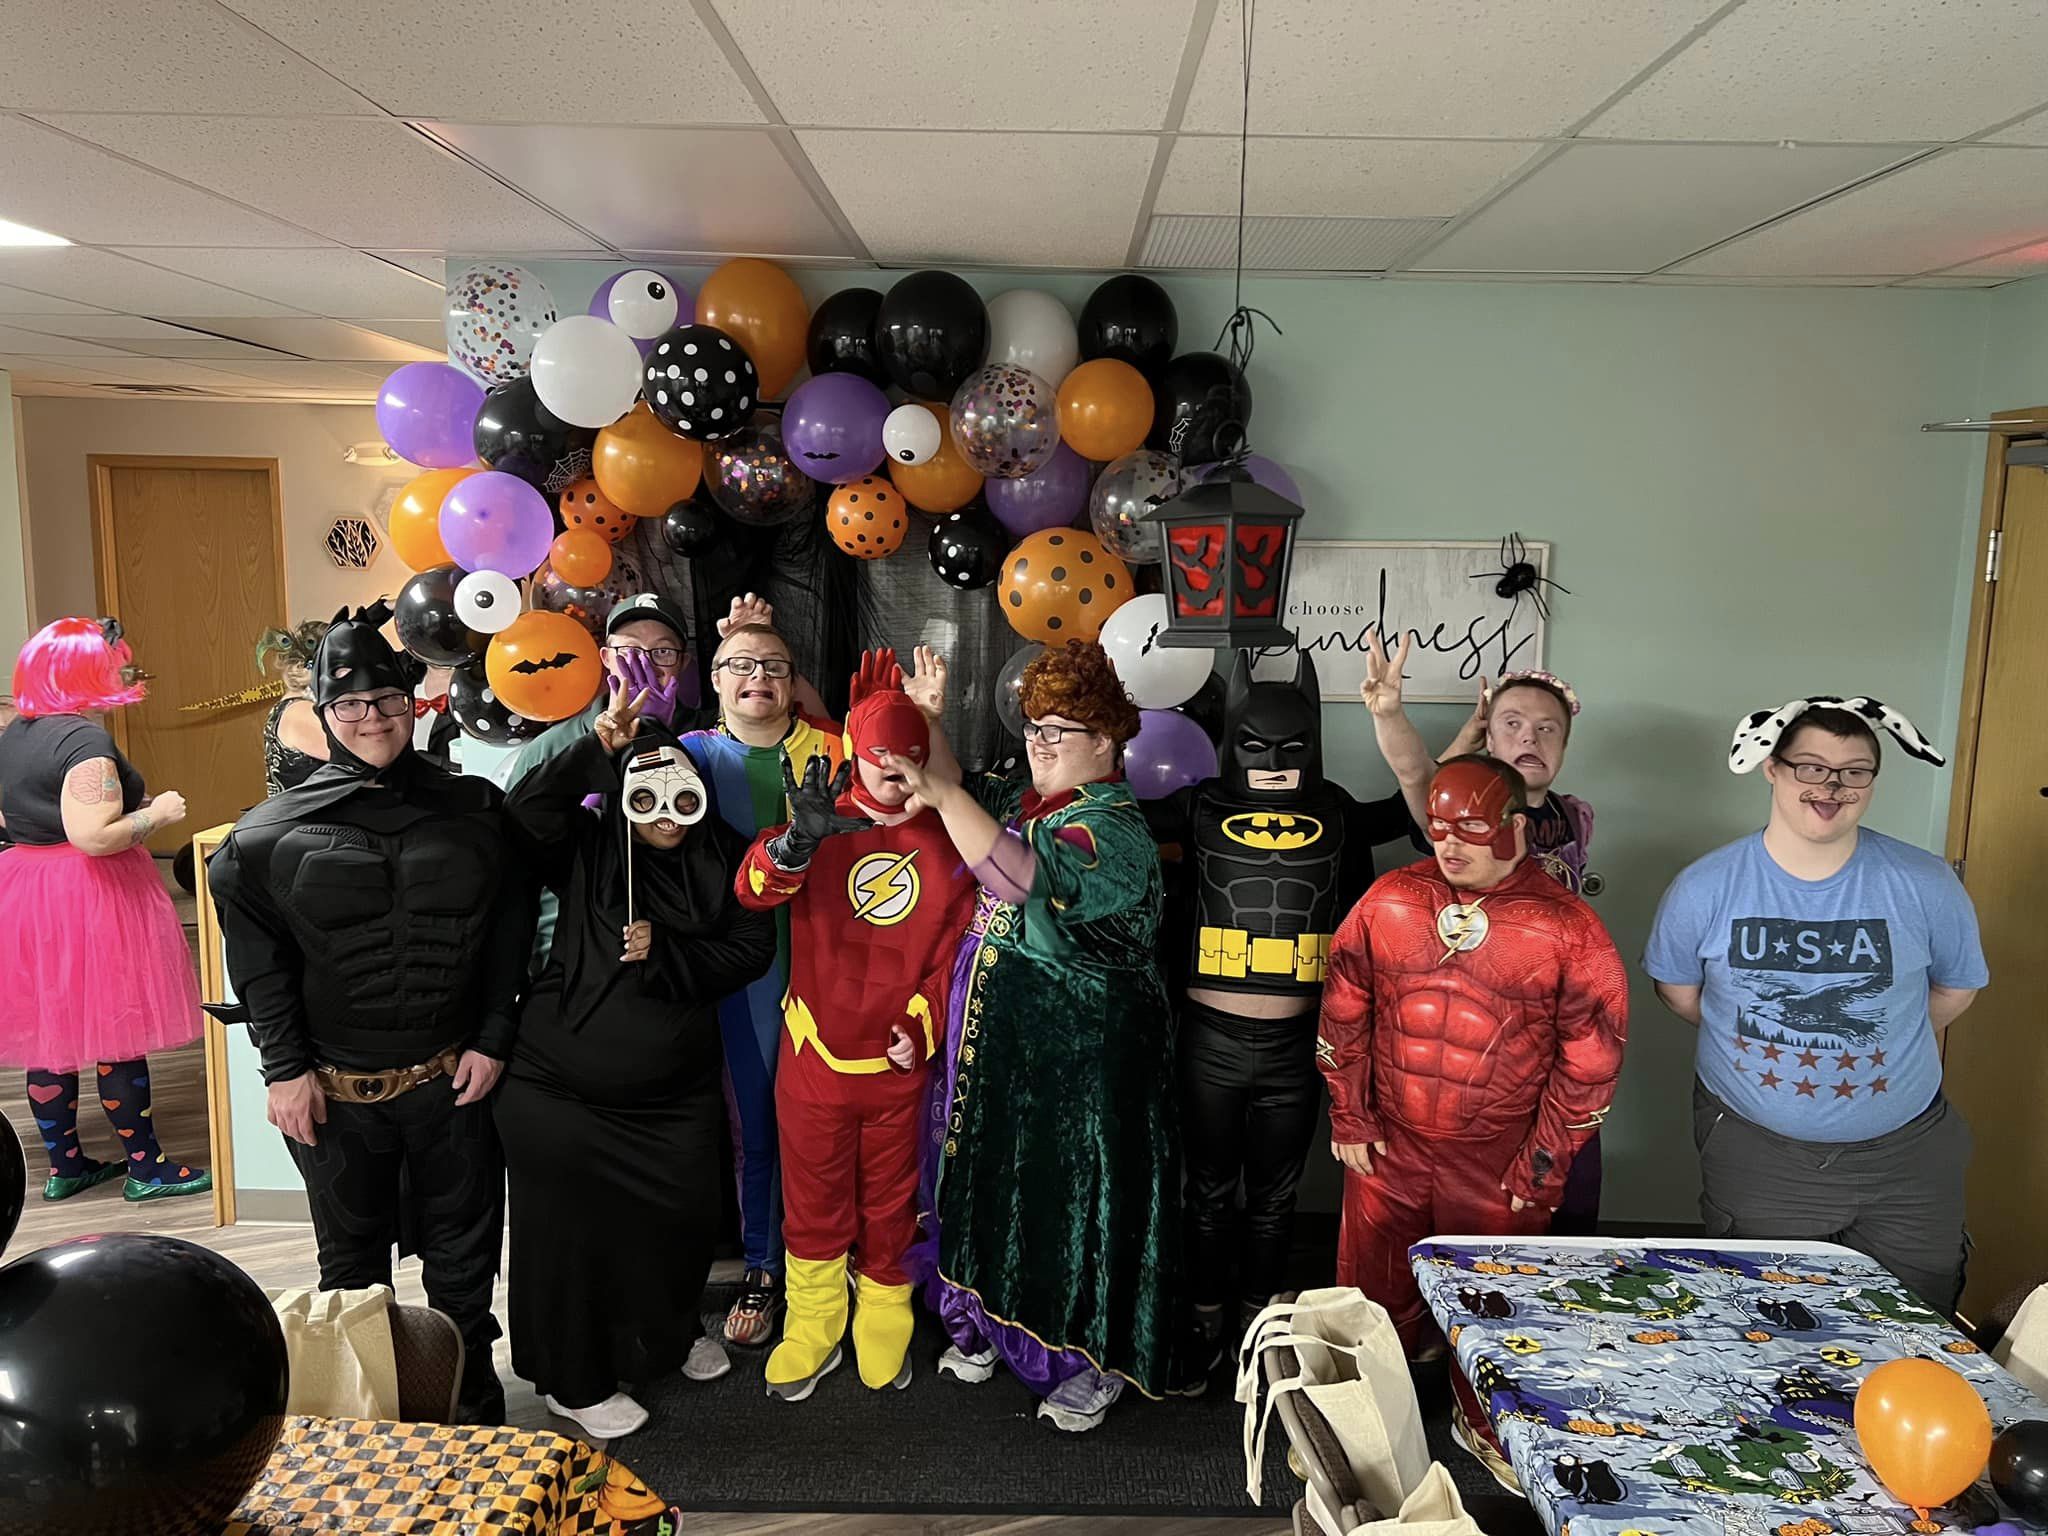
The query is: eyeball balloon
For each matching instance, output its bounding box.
[454,569,521,633]
[883,402,942,466]
[606,270,682,342]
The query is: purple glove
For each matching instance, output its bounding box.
[580,792,606,813]
[616,645,681,730]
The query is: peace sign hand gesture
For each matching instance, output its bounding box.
[1360,624,1415,720]
[594,679,653,754]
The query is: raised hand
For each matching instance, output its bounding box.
[1359,624,1414,720]
[594,679,652,753]
[848,647,903,709]
[717,591,775,639]
[616,645,681,729]
[902,645,948,720]
[768,755,872,869]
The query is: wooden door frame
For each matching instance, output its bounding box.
[86,454,287,759]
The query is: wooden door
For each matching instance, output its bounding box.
[1944,445,2048,1320]
[91,457,284,854]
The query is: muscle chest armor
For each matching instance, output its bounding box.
[1187,782,1353,995]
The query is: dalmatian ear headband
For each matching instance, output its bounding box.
[1728,696,1945,774]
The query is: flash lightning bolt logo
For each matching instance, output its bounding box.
[1434,899,1490,963]
[847,848,922,927]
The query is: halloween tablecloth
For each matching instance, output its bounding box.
[1411,1237,2045,1536]
[221,1416,680,1536]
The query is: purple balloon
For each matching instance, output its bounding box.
[440,470,555,577]
[987,441,1092,538]
[1191,453,1303,507]
[782,372,890,484]
[588,269,691,358]
[1123,708,1220,801]
[378,362,484,470]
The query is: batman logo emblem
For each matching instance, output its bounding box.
[1221,812,1323,850]
[509,651,580,674]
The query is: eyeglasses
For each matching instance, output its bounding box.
[1774,758,1877,789]
[715,656,793,679]
[1023,721,1097,746]
[607,643,684,667]
[328,693,413,723]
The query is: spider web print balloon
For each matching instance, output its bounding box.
[643,325,758,442]
[949,364,1059,479]
[444,263,556,386]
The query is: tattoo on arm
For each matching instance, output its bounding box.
[65,761,115,806]
[127,810,154,846]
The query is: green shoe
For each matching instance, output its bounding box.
[123,1167,213,1203]
[42,1162,124,1202]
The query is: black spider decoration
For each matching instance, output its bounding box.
[1472,532,1570,620]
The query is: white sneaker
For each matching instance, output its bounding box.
[1035,1371,1123,1433]
[683,1336,732,1382]
[544,1391,649,1440]
[937,1344,998,1384]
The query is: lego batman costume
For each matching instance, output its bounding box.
[207,604,532,1422]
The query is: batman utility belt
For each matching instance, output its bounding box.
[782,992,936,1074]
[1196,927,1332,984]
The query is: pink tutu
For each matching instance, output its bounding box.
[0,842,202,1072]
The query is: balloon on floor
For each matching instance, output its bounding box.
[0,1118,20,1257]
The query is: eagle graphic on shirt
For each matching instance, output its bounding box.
[1726,918,1892,1047]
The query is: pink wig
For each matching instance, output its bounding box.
[12,617,146,717]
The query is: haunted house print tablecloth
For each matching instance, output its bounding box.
[1411,1238,2045,1536]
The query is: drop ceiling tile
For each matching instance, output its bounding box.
[174,317,443,362]
[0,117,325,247]
[0,0,377,114]
[1987,106,2048,146]
[424,123,854,258]
[0,314,292,359]
[798,130,1156,266]
[114,248,445,319]
[1157,137,1538,219]
[1393,271,1636,283]
[1414,142,1916,273]
[45,357,275,389]
[351,320,447,349]
[1943,239,2048,278]
[1673,148,2048,277]
[218,0,763,124]
[0,324,133,357]
[1590,0,2048,142]
[0,248,294,316]
[1639,274,1894,286]
[1895,275,2007,287]
[38,116,601,251]
[198,360,396,388]
[0,284,108,316]
[370,253,449,284]
[718,0,1195,130]
[0,356,125,384]
[1180,0,1726,137]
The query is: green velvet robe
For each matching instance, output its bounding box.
[935,775,1181,1396]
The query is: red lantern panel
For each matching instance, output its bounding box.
[1166,520,1230,620]
[1233,520,1290,620]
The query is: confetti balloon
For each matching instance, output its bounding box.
[883,402,942,466]
[996,527,1132,643]
[950,364,1059,480]
[558,479,633,544]
[590,269,688,356]
[531,563,628,638]
[447,659,547,745]
[486,610,602,722]
[927,506,1006,591]
[444,262,556,386]
[453,570,521,634]
[643,325,758,441]
[705,414,815,528]
[826,477,908,560]
[1088,449,1180,565]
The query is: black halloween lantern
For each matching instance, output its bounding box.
[1140,479,1303,649]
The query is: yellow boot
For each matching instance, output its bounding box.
[764,1253,848,1401]
[852,1272,916,1390]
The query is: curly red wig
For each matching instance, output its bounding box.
[1018,640,1141,745]
[12,617,145,718]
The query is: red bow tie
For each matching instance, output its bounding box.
[413,695,448,718]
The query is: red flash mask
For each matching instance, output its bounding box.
[1425,759,1521,860]
[845,691,929,814]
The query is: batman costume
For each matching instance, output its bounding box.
[1150,651,1411,1326]
[207,604,532,1422]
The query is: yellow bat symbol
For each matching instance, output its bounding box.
[1221,812,1324,851]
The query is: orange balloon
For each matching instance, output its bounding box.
[1057,358,1154,461]
[390,467,475,571]
[558,479,633,545]
[550,528,613,587]
[888,402,982,513]
[826,477,909,561]
[696,257,808,398]
[593,402,703,519]
[486,610,602,723]
[1854,1358,1992,1510]
[996,528,1133,643]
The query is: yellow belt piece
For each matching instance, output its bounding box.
[1196,926,1331,983]
[783,991,936,1075]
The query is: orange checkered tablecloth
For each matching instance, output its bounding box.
[221,1416,679,1536]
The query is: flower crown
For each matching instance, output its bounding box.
[1497,668,1580,717]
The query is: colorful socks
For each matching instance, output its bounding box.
[96,1058,196,1186]
[25,1069,93,1177]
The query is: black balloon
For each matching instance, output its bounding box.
[661,498,721,556]
[394,564,487,665]
[0,1234,287,1536]
[805,287,888,387]
[643,324,759,442]
[1078,273,1179,380]
[473,376,597,494]
[875,270,988,401]
[928,505,1007,591]
[448,659,549,746]
[1992,1420,2048,1523]
[0,1117,20,1258]
[1175,669,1227,746]
[1146,350,1253,465]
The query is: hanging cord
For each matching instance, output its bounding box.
[1210,0,1280,456]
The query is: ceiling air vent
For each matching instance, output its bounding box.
[1138,213,1447,273]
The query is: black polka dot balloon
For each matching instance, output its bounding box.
[643,324,758,442]
[447,659,548,746]
[927,504,1007,590]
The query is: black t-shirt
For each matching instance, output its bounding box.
[0,715,145,846]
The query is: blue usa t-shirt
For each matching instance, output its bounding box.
[1643,829,1988,1142]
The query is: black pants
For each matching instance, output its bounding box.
[286,1075,506,1419]
[1179,997,1322,1312]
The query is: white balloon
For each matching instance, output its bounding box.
[1098,592,1212,710]
[882,402,942,466]
[607,269,681,340]
[985,289,1080,386]
[528,314,643,429]
[454,570,521,634]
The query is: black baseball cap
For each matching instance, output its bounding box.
[604,593,691,651]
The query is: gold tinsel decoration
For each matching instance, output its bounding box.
[178,679,287,714]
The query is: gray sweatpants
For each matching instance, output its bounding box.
[1692,1079,1971,1312]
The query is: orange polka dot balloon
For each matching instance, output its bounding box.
[558,479,633,545]
[997,527,1133,643]
[826,477,909,560]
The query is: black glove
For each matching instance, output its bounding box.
[766,756,871,870]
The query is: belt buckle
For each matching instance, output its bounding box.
[352,1074,387,1102]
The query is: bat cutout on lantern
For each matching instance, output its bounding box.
[1471,531,1571,621]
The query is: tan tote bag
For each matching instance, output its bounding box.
[268,1284,402,1419]
[1348,1462,1486,1536]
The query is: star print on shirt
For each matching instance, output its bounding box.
[1835,1052,1858,1072]
[1773,938,1791,955]
[1758,1070,1782,1090]
[1760,1043,1783,1062]
[1794,1078,1818,1098]
[1869,1077,1889,1094]
[1796,1048,1821,1069]
[1827,940,1846,956]
[1869,1048,1885,1067]
[1832,1081,1857,1099]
